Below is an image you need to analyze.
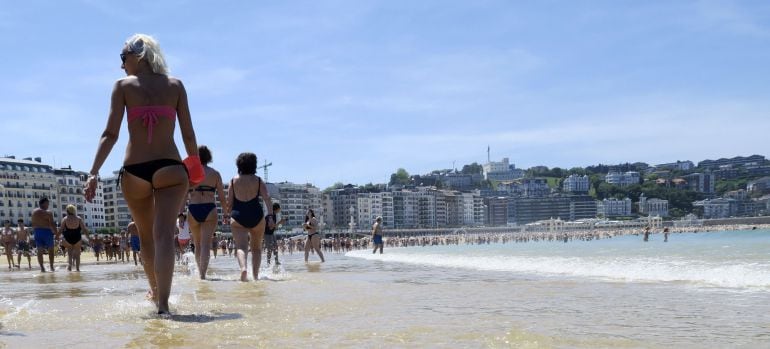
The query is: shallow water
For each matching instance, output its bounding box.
[1,231,769,348]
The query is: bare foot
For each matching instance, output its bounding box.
[146,290,158,305]
[240,270,248,282]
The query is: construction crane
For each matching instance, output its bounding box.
[257,160,273,182]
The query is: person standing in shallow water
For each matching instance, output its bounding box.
[59,205,90,272]
[227,152,273,281]
[16,219,31,269]
[31,197,59,272]
[372,216,384,254]
[303,209,324,263]
[84,33,204,315]
[264,203,286,266]
[2,220,17,269]
[187,145,227,280]
[176,213,191,258]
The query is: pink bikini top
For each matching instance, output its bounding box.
[127,105,177,143]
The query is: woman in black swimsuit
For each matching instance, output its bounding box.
[226,152,273,282]
[187,145,227,280]
[303,209,325,263]
[59,205,90,272]
[84,34,203,315]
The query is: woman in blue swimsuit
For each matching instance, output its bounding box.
[226,152,273,282]
[187,145,227,280]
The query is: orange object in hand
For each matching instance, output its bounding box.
[183,155,205,186]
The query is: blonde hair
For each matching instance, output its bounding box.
[66,205,76,216]
[125,33,169,75]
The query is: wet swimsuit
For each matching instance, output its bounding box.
[62,223,82,245]
[17,240,29,252]
[34,228,54,250]
[188,203,216,222]
[373,235,383,245]
[121,106,186,184]
[188,185,217,222]
[230,178,264,229]
[122,159,186,184]
[130,235,140,252]
[127,105,176,144]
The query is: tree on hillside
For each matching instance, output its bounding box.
[389,168,411,186]
[461,163,483,175]
[323,182,345,193]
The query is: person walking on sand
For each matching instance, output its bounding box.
[264,203,286,266]
[16,219,31,269]
[187,145,227,279]
[3,220,17,269]
[372,216,384,254]
[84,33,204,315]
[128,221,141,266]
[176,213,191,256]
[303,209,324,263]
[227,152,273,281]
[59,205,90,272]
[31,198,59,272]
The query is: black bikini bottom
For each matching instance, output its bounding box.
[121,159,186,184]
[188,203,216,222]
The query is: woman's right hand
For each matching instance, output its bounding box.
[84,175,98,202]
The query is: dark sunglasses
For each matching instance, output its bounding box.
[120,51,133,63]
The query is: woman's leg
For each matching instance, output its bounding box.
[74,241,82,271]
[151,166,190,314]
[122,173,157,303]
[231,224,249,281]
[313,236,325,262]
[189,218,202,270]
[198,215,216,279]
[249,220,265,280]
[304,238,311,262]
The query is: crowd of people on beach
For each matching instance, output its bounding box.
[11,32,761,316]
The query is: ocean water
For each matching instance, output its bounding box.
[348,230,770,290]
[0,230,768,348]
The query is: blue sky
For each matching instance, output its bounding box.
[1,1,769,188]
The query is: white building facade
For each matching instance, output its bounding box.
[0,157,60,225]
[102,171,132,231]
[605,171,641,187]
[639,195,669,217]
[483,158,525,181]
[600,198,632,217]
[54,167,105,230]
[563,174,590,193]
[274,182,322,228]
